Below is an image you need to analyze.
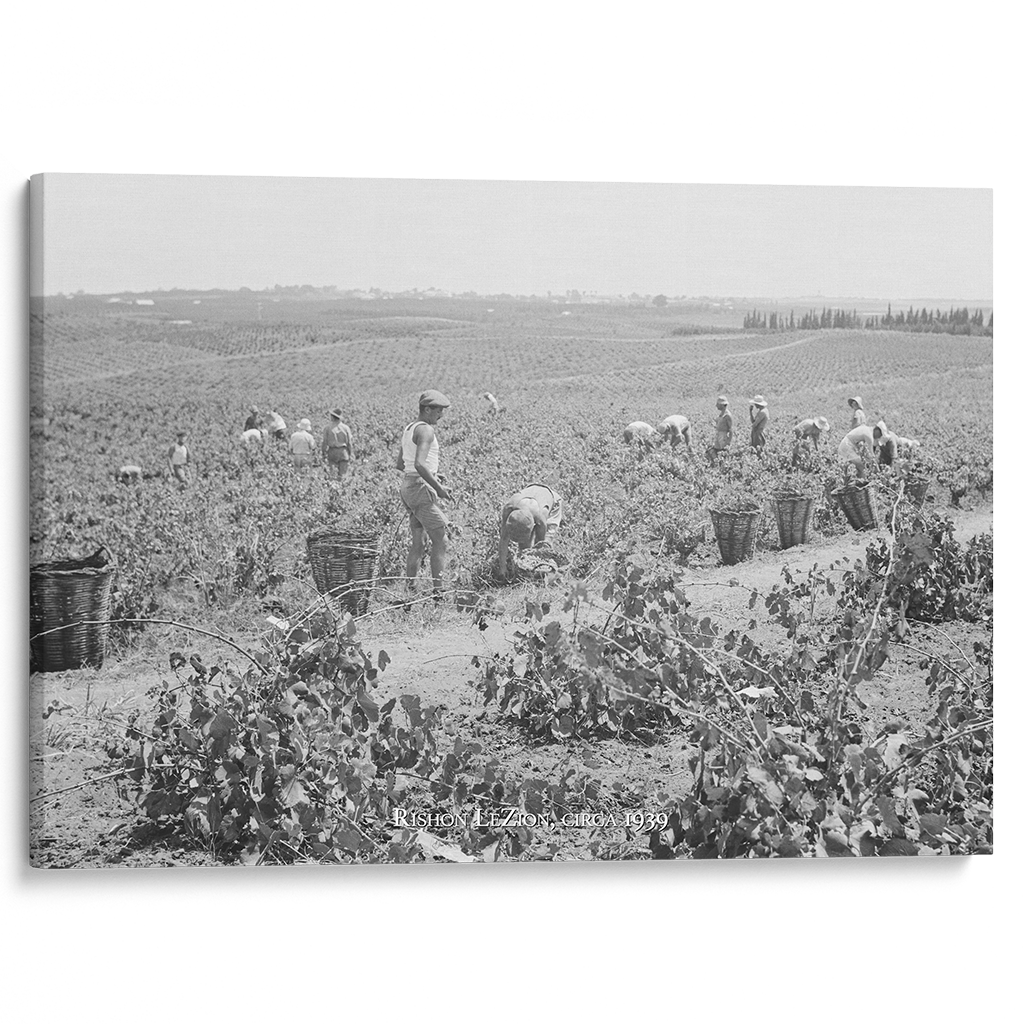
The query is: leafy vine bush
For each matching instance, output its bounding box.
[479,511,993,857]
[857,509,993,625]
[116,617,618,863]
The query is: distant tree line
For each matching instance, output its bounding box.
[742,303,992,336]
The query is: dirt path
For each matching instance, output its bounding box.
[680,502,993,628]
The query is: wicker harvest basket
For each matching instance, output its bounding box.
[904,476,930,508]
[30,548,115,672]
[710,505,761,565]
[832,483,879,531]
[307,531,381,615]
[773,491,815,549]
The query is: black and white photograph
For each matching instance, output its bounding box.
[28,174,993,867]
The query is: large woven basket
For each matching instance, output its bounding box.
[832,483,878,531]
[773,491,815,549]
[710,506,761,565]
[307,531,380,615]
[904,476,930,508]
[30,548,115,672]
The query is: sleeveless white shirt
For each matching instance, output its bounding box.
[401,421,439,476]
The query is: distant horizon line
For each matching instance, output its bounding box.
[33,287,995,306]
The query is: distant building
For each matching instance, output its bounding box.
[136,299,155,306]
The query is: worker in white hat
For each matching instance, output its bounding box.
[396,390,453,602]
[749,395,770,449]
[876,419,921,467]
[848,396,866,429]
[288,418,317,469]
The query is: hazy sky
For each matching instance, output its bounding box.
[33,174,992,299]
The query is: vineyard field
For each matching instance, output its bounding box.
[29,296,994,866]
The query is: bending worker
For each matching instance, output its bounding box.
[794,416,830,449]
[876,419,921,467]
[497,483,563,581]
[396,390,452,602]
[658,414,692,450]
[624,421,658,447]
[838,421,884,480]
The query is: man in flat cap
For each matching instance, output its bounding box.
[396,390,452,602]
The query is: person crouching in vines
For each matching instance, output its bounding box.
[496,483,563,581]
[837,422,884,483]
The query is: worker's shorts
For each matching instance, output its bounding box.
[400,476,447,534]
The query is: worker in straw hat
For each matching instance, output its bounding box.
[322,407,354,480]
[497,483,563,581]
[244,405,261,432]
[396,390,453,602]
[749,395,770,449]
[288,417,317,469]
[794,415,831,449]
[848,396,867,429]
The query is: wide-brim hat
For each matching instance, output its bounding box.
[329,407,344,419]
[715,395,729,406]
[298,418,311,431]
[750,395,767,407]
[848,396,863,408]
[250,404,259,413]
[419,389,451,408]
[814,416,830,431]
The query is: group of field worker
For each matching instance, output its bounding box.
[238,405,354,478]
[120,387,920,605]
[622,393,919,481]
